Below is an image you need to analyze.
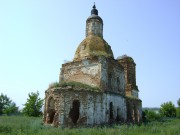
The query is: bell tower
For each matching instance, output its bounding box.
[86,3,103,37]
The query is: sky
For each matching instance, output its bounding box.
[0,0,180,109]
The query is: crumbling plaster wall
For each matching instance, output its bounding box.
[126,98,142,122]
[118,58,138,95]
[60,56,125,95]
[44,88,127,126]
[86,19,103,37]
[60,59,101,88]
[43,88,61,125]
[99,57,125,95]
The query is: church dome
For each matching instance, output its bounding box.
[117,55,135,63]
[74,35,114,61]
[117,54,132,60]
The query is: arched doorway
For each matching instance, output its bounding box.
[69,100,80,124]
[109,102,113,120]
[127,102,132,121]
[134,105,137,122]
[47,97,55,124]
[116,108,120,121]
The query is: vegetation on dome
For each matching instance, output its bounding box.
[122,57,134,62]
[126,57,134,62]
[91,50,112,57]
[74,35,114,61]
[117,55,134,62]
[48,81,100,91]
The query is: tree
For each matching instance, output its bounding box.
[177,98,180,107]
[3,102,18,115]
[0,93,10,115]
[176,98,180,118]
[22,91,43,117]
[0,93,18,115]
[160,101,176,117]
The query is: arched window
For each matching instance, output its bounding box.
[49,97,54,109]
[117,77,120,91]
[108,74,112,90]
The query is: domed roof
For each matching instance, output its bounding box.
[74,35,114,61]
[117,55,134,62]
[117,54,131,60]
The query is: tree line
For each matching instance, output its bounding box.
[0,91,43,117]
[143,99,180,122]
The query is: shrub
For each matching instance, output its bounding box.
[48,82,60,89]
[176,108,180,118]
[0,125,12,133]
[160,101,176,117]
[143,110,161,122]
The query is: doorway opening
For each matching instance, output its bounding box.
[116,108,120,121]
[69,100,80,124]
[109,102,113,120]
[47,97,55,124]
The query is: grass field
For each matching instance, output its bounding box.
[0,116,180,135]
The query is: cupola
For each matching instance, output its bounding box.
[74,4,114,61]
[86,3,103,37]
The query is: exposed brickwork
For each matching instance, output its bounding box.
[60,56,125,95]
[43,5,142,127]
[44,87,127,127]
[86,19,103,37]
[126,97,142,123]
[117,55,139,97]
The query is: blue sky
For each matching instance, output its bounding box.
[0,0,180,109]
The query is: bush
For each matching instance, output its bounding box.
[0,125,12,133]
[160,101,176,117]
[176,108,180,118]
[48,82,60,89]
[143,110,161,122]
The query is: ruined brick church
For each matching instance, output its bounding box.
[43,4,142,127]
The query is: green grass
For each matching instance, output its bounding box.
[0,116,180,135]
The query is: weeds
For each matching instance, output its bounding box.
[0,116,180,135]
